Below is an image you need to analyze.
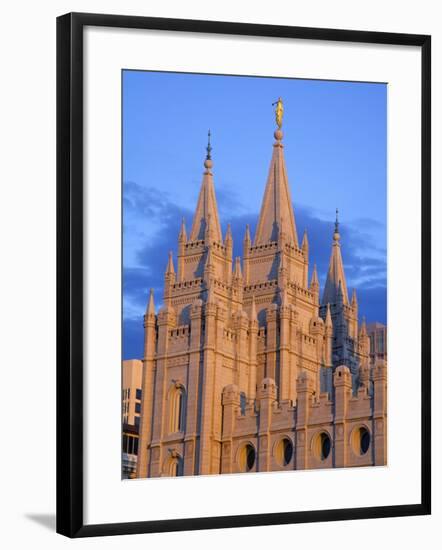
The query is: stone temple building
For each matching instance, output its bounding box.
[134,110,387,479]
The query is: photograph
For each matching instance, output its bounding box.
[121,71,388,479]
[1,1,434,545]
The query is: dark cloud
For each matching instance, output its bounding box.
[123,182,386,359]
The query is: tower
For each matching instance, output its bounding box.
[319,210,368,391]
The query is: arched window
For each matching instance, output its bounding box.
[166,452,184,477]
[169,384,186,433]
[171,457,183,476]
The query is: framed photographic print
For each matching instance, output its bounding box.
[56,12,431,538]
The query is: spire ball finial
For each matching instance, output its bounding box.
[204,129,213,170]
[274,129,283,141]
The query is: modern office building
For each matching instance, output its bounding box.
[122,359,143,478]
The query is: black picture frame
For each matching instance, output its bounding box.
[56,12,431,538]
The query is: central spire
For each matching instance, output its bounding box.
[189,130,222,243]
[322,209,349,306]
[254,100,299,247]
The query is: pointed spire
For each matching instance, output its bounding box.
[233,256,243,280]
[179,217,187,243]
[310,263,319,290]
[301,230,309,253]
[321,211,349,306]
[250,295,257,323]
[146,288,155,315]
[351,288,358,309]
[224,223,233,247]
[359,316,367,337]
[325,303,333,329]
[254,115,299,247]
[244,224,251,244]
[189,133,222,243]
[166,251,175,275]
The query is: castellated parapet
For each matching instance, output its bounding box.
[134,124,387,479]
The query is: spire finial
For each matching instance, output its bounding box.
[333,208,340,242]
[206,129,212,160]
[272,97,284,141]
[204,130,213,172]
[272,97,284,129]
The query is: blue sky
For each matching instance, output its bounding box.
[123,70,387,360]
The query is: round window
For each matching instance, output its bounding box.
[275,438,294,466]
[320,433,331,460]
[239,443,256,472]
[351,426,371,456]
[313,432,331,461]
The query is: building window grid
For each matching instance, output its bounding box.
[122,434,139,456]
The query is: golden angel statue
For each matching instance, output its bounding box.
[272,97,284,128]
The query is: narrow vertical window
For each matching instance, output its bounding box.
[240,392,246,415]
[177,390,184,431]
[170,385,186,433]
